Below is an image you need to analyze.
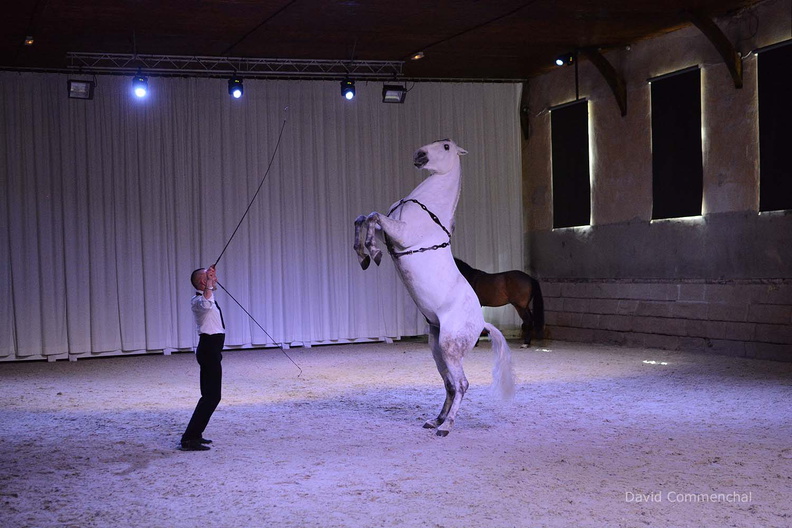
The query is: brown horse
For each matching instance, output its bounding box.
[454,258,544,346]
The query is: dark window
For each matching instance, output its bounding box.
[551,100,590,228]
[758,41,792,212]
[650,68,703,219]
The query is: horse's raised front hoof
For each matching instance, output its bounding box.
[371,249,383,266]
[359,255,371,270]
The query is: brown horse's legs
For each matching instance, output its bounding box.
[514,304,533,346]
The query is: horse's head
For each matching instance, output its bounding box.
[453,257,478,280]
[413,139,468,175]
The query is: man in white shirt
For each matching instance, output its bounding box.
[180,264,225,451]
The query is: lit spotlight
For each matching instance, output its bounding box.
[24,36,34,46]
[132,71,148,98]
[340,78,355,100]
[228,76,244,99]
[555,52,575,67]
[410,51,425,61]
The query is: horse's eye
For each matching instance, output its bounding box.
[444,144,450,151]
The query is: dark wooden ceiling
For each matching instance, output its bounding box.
[2,0,761,80]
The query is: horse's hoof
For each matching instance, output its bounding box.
[520,343,529,349]
[372,251,382,266]
[435,429,450,437]
[359,255,371,270]
[422,420,437,429]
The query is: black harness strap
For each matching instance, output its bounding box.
[385,198,451,258]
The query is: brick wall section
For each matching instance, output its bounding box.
[542,279,792,361]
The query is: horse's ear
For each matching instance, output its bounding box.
[457,146,468,156]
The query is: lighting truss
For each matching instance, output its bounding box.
[66,53,404,80]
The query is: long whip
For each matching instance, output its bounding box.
[217,280,303,377]
[209,109,301,376]
[213,112,288,268]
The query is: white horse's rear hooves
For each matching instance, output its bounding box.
[436,422,453,436]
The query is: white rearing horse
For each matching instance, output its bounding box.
[354,138,515,436]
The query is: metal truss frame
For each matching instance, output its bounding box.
[66,52,404,80]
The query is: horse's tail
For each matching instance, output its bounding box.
[483,322,515,400]
[531,277,545,340]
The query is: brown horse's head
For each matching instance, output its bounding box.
[454,258,478,281]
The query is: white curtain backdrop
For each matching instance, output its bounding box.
[0,72,523,361]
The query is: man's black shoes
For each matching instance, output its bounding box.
[199,437,212,444]
[180,439,210,451]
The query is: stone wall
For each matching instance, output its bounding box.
[522,0,792,360]
[542,278,791,361]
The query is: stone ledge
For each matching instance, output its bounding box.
[545,326,791,361]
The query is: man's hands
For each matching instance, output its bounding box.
[204,265,218,295]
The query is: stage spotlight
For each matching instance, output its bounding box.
[228,76,244,99]
[340,78,355,100]
[24,36,34,46]
[555,52,575,67]
[132,71,148,98]
[410,51,425,61]
[67,80,95,100]
[382,84,407,104]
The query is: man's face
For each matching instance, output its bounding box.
[195,269,208,289]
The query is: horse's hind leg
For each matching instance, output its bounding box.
[423,325,450,430]
[423,325,472,437]
[514,304,532,347]
[353,215,371,270]
[435,354,469,437]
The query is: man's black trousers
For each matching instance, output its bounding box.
[182,333,224,442]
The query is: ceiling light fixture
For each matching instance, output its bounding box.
[382,84,407,104]
[228,76,244,98]
[340,78,355,100]
[410,51,425,61]
[24,36,34,46]
[132,70,148,98]
[67,79,95,100]
[555,52,575,67]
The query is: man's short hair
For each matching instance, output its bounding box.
[190,268,205,290]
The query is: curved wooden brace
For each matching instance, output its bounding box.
[579,48,627,117]
[686,10,743,89]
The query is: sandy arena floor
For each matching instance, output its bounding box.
[1,339,790,528]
